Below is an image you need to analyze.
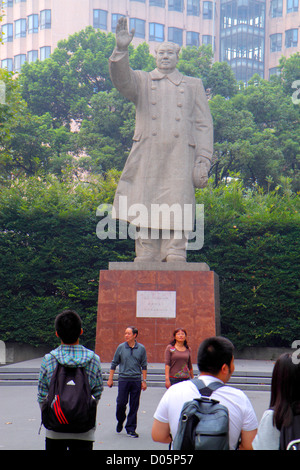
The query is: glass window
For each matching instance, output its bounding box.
[149,0,165,7]
[270,33,282,52]
[269,67,280,78]
[111,14,125,32]
[168,27,183,46]
[1,58,13,71]
[130,0,145,2]
[203,1,213,19]
[15,0,26,3]
[168,0,183,11]
[27,50,38,63]
[130,18,146,38]
[149,23,164,42]
[14,54,26,72]
[40,10,51,30]
[270,0,283,17]
[40,46,51,61]
[287,0,298,12]
[3,1,13,6]
[186,31,200,47]
[202,35,212,45]
[285,29,298,47]
[28,14,39,34]
[2,24,13,42]
[15,19,26,38]
[93,9,108,30]
[187,0,200,15]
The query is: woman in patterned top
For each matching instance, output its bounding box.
[164,328,194,388]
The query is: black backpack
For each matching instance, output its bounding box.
[280,415,300,450]
[173,379,229,450]
[41,363,97,433]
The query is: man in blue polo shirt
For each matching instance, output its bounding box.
[107,326,147,438]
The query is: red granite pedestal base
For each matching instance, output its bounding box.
[95,266,220,364]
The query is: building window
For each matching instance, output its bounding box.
[270,0,283,17]
[3,1,13,6]
[130,18,146,38]
[1,58,13,71]
[15,19,26,38]
[187,0,200,15]
[168,27,183,46]
[130,0,145,2]
[186,31,200,47]
[203,1,213,19]
[149,0,165,7]
[28,14,39,34]
[168,0,183,11]
[27,50,38,63]
[270,33,282,52]
[2,24,13,42]
[149,23,164,42]
[40,10,51,30]
[14,54,26,72]
[93,10,107,30]
[287,0,298,12]
[40,46,51,61]
[202,35,212,45]
[15,0,26,3]
[111,14,125,32]
[285,29,298,47]
[269,67,280,78]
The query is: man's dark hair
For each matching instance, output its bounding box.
[197,336,234,375]
[55,309,82,344]
[127,326,138,337]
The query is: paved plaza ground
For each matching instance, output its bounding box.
[0,358,272,451]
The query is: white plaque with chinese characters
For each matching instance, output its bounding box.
[136,291,176,318]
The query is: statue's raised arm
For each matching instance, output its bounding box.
[115,17,135,52]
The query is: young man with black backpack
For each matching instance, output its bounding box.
[152,336,258,450]
[37,309,103,451]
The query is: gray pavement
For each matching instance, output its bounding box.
[0,358,274,451]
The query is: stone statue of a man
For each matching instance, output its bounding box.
[109,17,213,262]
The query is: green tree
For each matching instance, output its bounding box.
[279,52,300,96]
[207,62,238,98]
[76,88,135,173]
[0,69,27,182]
[0,172,134,348]
[189,178,300,349]
[177,44,213,87]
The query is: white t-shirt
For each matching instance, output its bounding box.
[252,409,280,450]
[153,375,258,450]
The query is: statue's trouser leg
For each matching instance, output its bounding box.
[135,229,187,262]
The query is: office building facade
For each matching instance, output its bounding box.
[0,0,299,82]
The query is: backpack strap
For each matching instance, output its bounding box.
[191,378,225,397]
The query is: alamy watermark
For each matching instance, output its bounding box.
[291,80,300,105]
[96,197,204,250]
[292,340,300,365]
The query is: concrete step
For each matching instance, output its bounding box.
[0,365,272,391]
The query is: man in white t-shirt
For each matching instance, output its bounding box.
[152,336,258,450]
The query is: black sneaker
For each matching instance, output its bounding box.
[116,422,123,433]
[127,431,139,438]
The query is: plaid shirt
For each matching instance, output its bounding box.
[37,345,103,403]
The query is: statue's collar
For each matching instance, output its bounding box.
[150,68,184,86]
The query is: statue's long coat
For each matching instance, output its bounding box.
[109,49,213,231]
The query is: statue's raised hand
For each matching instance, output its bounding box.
[116,17,135,51]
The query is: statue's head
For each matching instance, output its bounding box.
[155,42,180,74]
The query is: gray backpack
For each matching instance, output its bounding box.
[173,379,229,450]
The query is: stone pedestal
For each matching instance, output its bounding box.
[95,262,220,364]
